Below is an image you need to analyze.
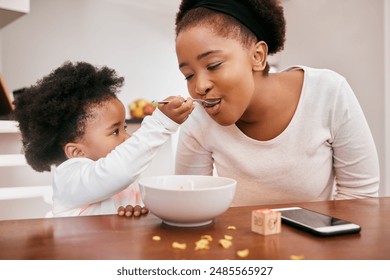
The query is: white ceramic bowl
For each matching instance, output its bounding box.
[138,175,236,227]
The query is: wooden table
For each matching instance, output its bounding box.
[0,197,389,260]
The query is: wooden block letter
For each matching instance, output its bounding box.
[251,209,281,236]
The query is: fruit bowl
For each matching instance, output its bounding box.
[138,175,236,227]
[128,98,156,119]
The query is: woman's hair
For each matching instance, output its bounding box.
[175,0,286,72]
[12,61,124,172]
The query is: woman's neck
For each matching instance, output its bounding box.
[236,70,303,141]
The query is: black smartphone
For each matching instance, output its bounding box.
[273,207,361,237]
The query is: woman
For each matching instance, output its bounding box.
[173,0,379,206]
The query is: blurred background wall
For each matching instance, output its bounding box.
[1,0,389,196]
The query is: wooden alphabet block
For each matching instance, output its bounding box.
[251,208,281,236]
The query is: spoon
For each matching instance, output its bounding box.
[152,98,221,107]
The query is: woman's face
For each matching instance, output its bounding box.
[78,98,129,161]
[176,26,256,126]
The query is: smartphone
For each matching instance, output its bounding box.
[273,207,361,237]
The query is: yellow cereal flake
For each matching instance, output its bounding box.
[152,235,161,241]
[219,239,232,249]
[172,242,187,250]
[195,239,210,250]
[201,235,213,241]
[227,225,236,230]
[224,234,233,240]
[290,254,305,260]
[236,249,249,258]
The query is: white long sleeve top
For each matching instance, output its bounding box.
[175,66,380,206]
[52,109,179,217]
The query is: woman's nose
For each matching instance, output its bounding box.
[194,74,212,96]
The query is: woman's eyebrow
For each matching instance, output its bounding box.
[179,50,222,69]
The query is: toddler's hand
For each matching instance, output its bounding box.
[158,96,194,124]
[117,205,149,217]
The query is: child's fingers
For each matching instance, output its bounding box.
[167,96,186,107]
[174,98,194,117]
[183,98,195,110]
[133,205,142,217]
[117,206,125,216]
[125,205,134,217]
[118,205,148,218]
[141,207,149,214]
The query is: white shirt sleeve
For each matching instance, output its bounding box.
[175,107,214,176]
[53,109,179,212]
[329,78,379,199]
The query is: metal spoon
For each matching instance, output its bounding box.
[152,98,221,107]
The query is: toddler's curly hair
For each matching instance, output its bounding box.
[12,61,124,172]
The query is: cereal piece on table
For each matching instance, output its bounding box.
[172,242,187,250]
[219,239,232,249]
[251,208,281,236]
[201,235,213,241]
[224,234,233,240]
[195,239,210,250]
[152,235,161,241]
[236,249,249,258]
[290,255,305,260]
[227,225,236,230]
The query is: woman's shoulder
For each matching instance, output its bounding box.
[290,66,348,86]
[282,65,345,79]
[283,65,349,98]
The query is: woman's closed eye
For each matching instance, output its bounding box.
[184,62,223,81]
[207,61,223,71]
[184,73,194,81]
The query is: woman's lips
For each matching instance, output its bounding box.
[203,97,222,108]
[204,99,222,115]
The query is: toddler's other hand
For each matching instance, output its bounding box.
[158,96,194,124]
[117,205,149,217]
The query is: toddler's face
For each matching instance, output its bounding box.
[78,98,129,161]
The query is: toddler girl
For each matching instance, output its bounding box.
[13,61,194,217]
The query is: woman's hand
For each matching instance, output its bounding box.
[117,205,149,217]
